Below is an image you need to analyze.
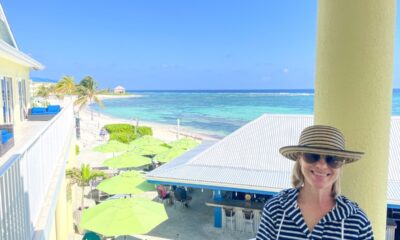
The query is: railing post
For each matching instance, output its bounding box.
[213,190,222,228]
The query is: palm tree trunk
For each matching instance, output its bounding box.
[81,185,85,210]
[89,98,94,121]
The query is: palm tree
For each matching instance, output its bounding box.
[35,84,51,99]
[66,164,108,211]
[55,75,76,98]
[74,76,104,120]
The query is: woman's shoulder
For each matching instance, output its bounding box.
[264,188,299,210]
[337,195,371,225]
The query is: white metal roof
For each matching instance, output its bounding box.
[0,4,17,48]
[147,114,400,205]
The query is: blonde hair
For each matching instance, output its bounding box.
[291,155,342,198]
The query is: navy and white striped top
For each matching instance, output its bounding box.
[256,188,374,240]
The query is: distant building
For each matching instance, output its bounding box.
[30,77,57,99]
[114,85,125,94]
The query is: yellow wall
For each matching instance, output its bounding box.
[49,216,57,240]
[66,136,77,238]
[0,55,31,126]
[314,0,396,238]
[55,134,77,239]
[53,134,76,239]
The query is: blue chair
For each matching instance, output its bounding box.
[0,124,14,156]
[174,187,192,208]
[47,105,61,113]
[28,105,62,121]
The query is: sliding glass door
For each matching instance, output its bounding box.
[2,77,14,123]
[18,79,27,121]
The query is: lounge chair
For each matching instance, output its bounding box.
[0,124,14,157]
[28,105,61,121]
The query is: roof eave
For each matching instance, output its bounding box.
[146,176,283,195]
[0,40,44,70]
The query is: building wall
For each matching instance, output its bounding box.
[114,88,125,94]
[0,55,31,126]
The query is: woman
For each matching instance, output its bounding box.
[256,125,374,240]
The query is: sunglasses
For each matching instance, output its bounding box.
[302,153,345,169]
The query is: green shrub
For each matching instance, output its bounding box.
[109,132,137,143]
[75,144,80,155]
[104,124,134,133]
[104,123,138,143]
[103,123,153,143]
[137,126,153,136]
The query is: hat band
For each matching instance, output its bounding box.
[299,136,345,150]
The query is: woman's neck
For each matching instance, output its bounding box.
[297,185,336,232]
[298,184,335,208]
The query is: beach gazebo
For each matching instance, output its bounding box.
[113,85,125,94]
[146,114,400,233]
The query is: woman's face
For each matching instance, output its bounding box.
[299,154,341,191]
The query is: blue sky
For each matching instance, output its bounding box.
[2,1,399,90]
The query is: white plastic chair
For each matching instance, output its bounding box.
[242,209,255,233]
[223,207,236,230]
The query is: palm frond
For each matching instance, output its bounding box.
[93,96,104,108]
[55,75,76,95]
[74,96,88,108]
[74,76,104,112]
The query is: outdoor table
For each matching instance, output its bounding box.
[205,199,264,232]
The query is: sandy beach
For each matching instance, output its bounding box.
[79,94,219,146]
[76,94,220,170]
[96,94,141,100]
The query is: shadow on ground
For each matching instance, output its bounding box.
[133,189,256,240]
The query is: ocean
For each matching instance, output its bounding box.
[92,89,400,138]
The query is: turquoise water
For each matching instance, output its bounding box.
[92,89,400,138]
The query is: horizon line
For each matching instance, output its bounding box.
[124,88,400,92]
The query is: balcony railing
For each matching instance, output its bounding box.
[0,101,74,240]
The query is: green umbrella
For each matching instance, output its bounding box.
[126,136,171,157]
[131,144,171,156]
[154,147,187,163]
[80,198,168,236]
[128,135,167,148]
[94,140,128,153]
[96,171,154,195]
[169,138,200,150]
[103,152,151,169]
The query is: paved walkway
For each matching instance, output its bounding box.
[140,188,256,240]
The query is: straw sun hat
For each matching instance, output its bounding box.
[279,125,364,164]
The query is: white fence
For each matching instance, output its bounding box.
[0,102,74,240]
